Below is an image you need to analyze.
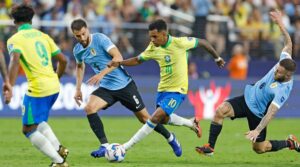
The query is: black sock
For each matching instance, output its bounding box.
[154,124,171,139]
[270,140,289,152]
[208,122,223,149]
[87,113,108,144]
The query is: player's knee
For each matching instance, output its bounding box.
[84,104,97,114]
[252,145,266,154]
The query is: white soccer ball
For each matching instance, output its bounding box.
[105,143,126,162]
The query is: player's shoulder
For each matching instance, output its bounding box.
[7,32,21,43]
[73,43,83,55]
[93,32,109,40]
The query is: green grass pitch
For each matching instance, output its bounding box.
[0,117,299,167]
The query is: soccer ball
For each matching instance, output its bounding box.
[105,143,126,162]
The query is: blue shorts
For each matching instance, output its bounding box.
[156,92,186,116]
[22,93,59,125]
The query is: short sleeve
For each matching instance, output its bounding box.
[271,88,290,109]
[45,34,61,57]
[138,44,153,61]
[178,37,198,50]
[7,39,22,55]
[279,51,292,61]
[73,46,82,64]
[98,34,116,52]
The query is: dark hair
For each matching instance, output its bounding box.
[71,19,87,31]
[279,58,297,72]
[11,4,34,23]
[148,19,167,31]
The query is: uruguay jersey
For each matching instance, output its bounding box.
[73,33,131,90]
[139,35,198,94]
[7,24,61,97]
[244,52,293,118]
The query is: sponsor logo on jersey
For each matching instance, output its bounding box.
[164,55,171,63]
[270,82,278,88]
[90,48,96,56]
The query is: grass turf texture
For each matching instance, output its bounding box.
[0,117,299,167]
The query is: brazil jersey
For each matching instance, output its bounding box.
[138,35,198,94]
[7,24,61,97]
[73,33,132,90]
[244,52,293,118]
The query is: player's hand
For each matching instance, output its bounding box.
[74,90,83,106]
[270,10,282,25]
[87,73,104,86]
[216,58,226,68]
[245,130,260,143]
[107,60,121,68]
[2,81,12,104]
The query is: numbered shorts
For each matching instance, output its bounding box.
[22,93,59,125]
[227,95,267,142]
[156,92,186,116]
[91,81,145,112]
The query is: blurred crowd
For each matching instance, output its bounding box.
[0,0,299,77]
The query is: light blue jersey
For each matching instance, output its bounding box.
[244,52,293,118]
[73,33,132,90]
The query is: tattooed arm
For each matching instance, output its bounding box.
[245,103,279,142]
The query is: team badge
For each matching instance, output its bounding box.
[90,48,96,56]
[164,55,171,63]
[270,82,278,88]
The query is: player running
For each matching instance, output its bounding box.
[71,19,199,158]
[108,19,225,155]
[196,10,299,156]
[6,4,69,167]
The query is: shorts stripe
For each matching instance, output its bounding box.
[27,102,34,125]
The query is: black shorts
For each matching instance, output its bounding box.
[227,95,267,142]
[91,81,145,112]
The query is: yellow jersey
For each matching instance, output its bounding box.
[7,24,61,97]
[139,35,198,94]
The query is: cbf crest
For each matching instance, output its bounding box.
[164,55,171,63]
[90,48,96,56]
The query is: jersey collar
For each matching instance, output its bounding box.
[161,35,172,48]
[18,23,32,31]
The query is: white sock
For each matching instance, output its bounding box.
[167,133,174,142]
[37,121,61,151]
[168,114,193,128]
[28,131,63,163]
[123,120,156,150]
[101,143,109,147]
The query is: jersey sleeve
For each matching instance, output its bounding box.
[73,46,82,64]
[98,34,116,52]
[7,39,22,55]
[271,88,290,109]
[45,34,61,57]
[279,51,292,61]
[178,37,199,50]
[138,44,153,61]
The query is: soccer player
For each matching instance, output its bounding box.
[0,47,12,103]
[108,19,225,153]
[71,19,200,158]
[6,4,69,167]
[195,10,300,156]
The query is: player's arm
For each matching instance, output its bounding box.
[53,52,67,78]
[87,47,123,85]
[0,50,12,104]
[245,103,279,142]
[270,10,292,56]
[74,62,85,106]
[108,56,142,67]
[8,52,20,86]
[0,51,8,82]
[197,39,225,67]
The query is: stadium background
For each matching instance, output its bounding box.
[0,0,300,119]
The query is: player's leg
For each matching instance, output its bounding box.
[22,94,66,165]
[36,93,69,160]
[196,95,248,156]
[86,87,116,157]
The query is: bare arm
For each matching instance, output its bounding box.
[0,51,8,82]
[245,103,279,142]
[53,53,67,78]
[8,52,20,86]
[270,10,292,56]
[75,63,85,91]
[120,57,142,66]
[255,103,279,132]
[198,39,225,67]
